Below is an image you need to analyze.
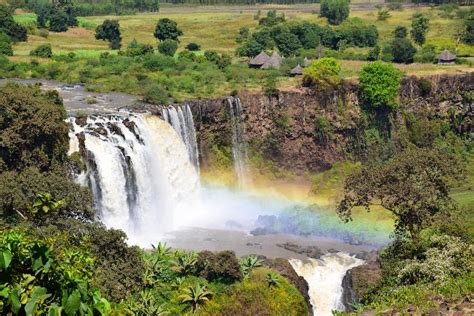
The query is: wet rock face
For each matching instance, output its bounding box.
[263,258,313,314]
[184,73,473,174]
[341,251,382,311]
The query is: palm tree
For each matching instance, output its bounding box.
[239,255,263,276]
[179,284,213,312]
[266,271,281,287]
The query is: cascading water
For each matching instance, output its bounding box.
[67,114,199,246]
[161,105,200,173]
[227,97,250,188]
[289,253,364,316]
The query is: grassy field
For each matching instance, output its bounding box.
[12,6,474,56]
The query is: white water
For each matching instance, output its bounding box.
[162,105,200,173]
[289,253,365,315]
[227,97,250,188]
[67,114,199,246]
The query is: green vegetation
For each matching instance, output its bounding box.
[0,82,310,315]
[159,38,178,56]
[95,19,121,49]
[154,18,183,43]
[0,4,26,42]
[358,61,402,109]
[411,13,429,46]
[302,57,341,91]
[320,0,350,25]
[30,43,52,57]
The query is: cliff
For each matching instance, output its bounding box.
[181,73,473,174]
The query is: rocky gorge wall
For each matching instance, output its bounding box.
[180,72,473,175]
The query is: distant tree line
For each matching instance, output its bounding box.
[160,0,317,4]
[10,0,159,16]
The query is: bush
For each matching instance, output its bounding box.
[0,4,27,42]
[302,57,342,91]
[186,42,200,51]
[38,29,49,38]
[196,251,243,283]
[0,41,13,56]
[158,39,178,56]
[414,44,436,63]
[391,37,416,64]
[30,44,52,58]
[0,228,110,315]
[358,61,402,109]
[320,0,350,25]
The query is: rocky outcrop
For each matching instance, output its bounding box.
[182,73,473,174]
[262,258,313,314]
[341,251,382,311]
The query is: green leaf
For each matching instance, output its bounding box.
[94,297,111,315]
[64,290,81,316]
[25,286,50,316]
[10,288,21,314]
[0,250,12,269]
[48,304,63,316]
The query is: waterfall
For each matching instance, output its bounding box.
[161,105,200,173]
[289,253,364,316]
[67,114,199,246]
[227,97,249,187]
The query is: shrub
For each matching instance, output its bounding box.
[358,61,402,109]
[30,44,52,58]
[185,42,200,51]
[274,31,302,57]
[320,0,350,25]
[414,44,436,63]
[391,37,416,64]
[0,4,27,41]
[38,29,49,38]
[0,229,110,315]
[196,251,243,283]
[302,57,342,91]
[0,41,13,56]
[377,8,391,21]
[158,39,178,56]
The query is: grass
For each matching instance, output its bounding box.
[12,6,474,58]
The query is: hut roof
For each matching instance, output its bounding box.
[261,52,283,69]
[303,57,311,67]
[438,49,456,61]
[290,64,304,75]
[249,51,270,66]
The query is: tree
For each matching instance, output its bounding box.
[0,4,27,42]
[236,39,264,57]
[337,148,464,245]
[158,39,178,56]
[48,10,69,32]
[320,0,350,25]
[179,284,213,312]
[411,13,429,46]
[394,25,408,39]
[302,57,342,91]
[95,20,122,50]
[154,18,183,43]
[274,31,302,57]
[461,8,474,44]
[391,37,416,64]
[358,61,402,109]
[30,44,52,58]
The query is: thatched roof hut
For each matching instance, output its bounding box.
[249,51,270,68]
[437,49,456,64]
[261,51,283,69]
[290,64,303,76]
